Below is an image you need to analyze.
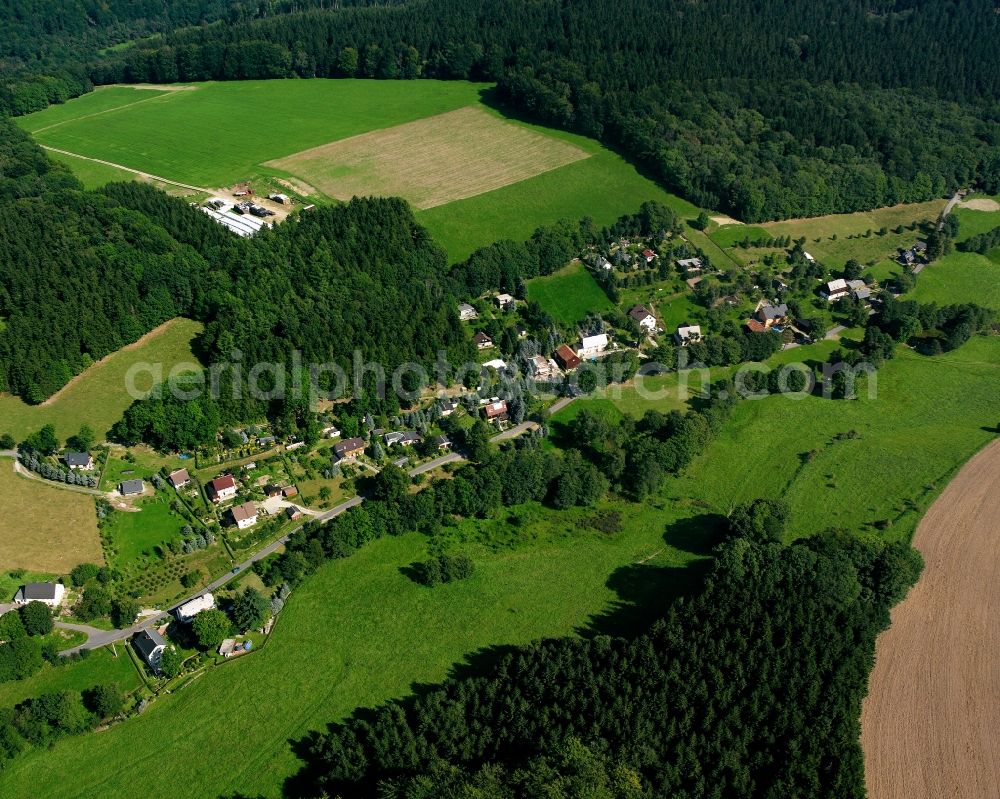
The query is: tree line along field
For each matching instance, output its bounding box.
[16,80,701,261]
[0,317,202,443]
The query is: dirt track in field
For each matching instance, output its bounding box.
[264,106,590,209]
[860,438,1000,799]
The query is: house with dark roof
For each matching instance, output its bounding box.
[133,629,167,672]
[629,305,657,332]
[473,331,493,350]
[754,302,789,329]
[118,479,145,496]
[13,582,65,608]
[63,452,93,470]
[458,302,478,321]
[334,437,366,460]
[384,431,422,447]
[432,435,452,451]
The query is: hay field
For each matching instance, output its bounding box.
[0,460,102,572]
[861,438,1000,799]
[265,106,590,209]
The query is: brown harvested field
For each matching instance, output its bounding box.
[264,106,590,209]
[0,459,103,572]
[861,439,1000,799]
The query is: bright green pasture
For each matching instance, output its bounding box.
[526,262,613,324]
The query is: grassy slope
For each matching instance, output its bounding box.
[526,261,613,324]
[105,496,184,565]
[0,458,102,572]
[0,509,708,799]
[0,318,202,442]
[0,648,140,710]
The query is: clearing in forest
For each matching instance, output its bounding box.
[265,106,590,209]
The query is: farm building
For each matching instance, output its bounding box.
[555,344,582,370]
[268,193,290,204]
[201,202,268,238]
[13,582,65,608]
[177,593,216,622]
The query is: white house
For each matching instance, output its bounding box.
[578,333,609,358]
[482,358,508,372]
[13,582,65,608]
[675,324,702,346]
[494,293,516,310]
[596,256,613,271]
[230,501,258,530]
[629,305,657,332]
[822,278,850,302]
[207,475,238,503]
[133,629,167,672]
[176,593,216,622]
[677,257,703,272]
[529,354,560,380]
[458,302,479,321]
[63,452,94,470]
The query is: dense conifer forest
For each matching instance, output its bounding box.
[13,0,994,220]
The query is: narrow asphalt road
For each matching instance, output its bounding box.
[56,415,561,656]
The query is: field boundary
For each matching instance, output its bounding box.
[38,146,210,193]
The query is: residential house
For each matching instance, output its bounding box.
[13,582,65,608]
[432,435,452,451]
[482,358,508,372]
[285,440,306,452]
[285,506,303,521]
[852,284,873,302]
[177,593,216,622]
[168,468,191,489]
[516,324,528,339]
[321,426,341,439]
[674,324,703,346]
[334,437,366,461]
[629,305,657,332]
[385,431,422,447]
[578,333,609,358]
[596,255,612,271]
[118,479,145,496]
[745,319,768,334]
[207,475,238,503]
[230,501,258,530]
[473,331,493,350]
[63,452,93,470]
[257,435,276,447]
[440,399,459,416]
[554,344,582,371]
[458,302,479,321]
[754,302,789,329]
[264,484,282,499]
[281,485,298,498]
[133,629,167,672]
[494,293,515,310]
[677,257,703,272]
[529,354,560,380]
[913,240,928,255]
[821,279,850,302]
[483,400,508,421]
[642,248,656,264]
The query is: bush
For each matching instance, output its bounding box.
[19,601,53,636]
[411,553,475,586]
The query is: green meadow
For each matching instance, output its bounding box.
[0,318,202,443]
[526,261,614,324]
[19,80,703,261]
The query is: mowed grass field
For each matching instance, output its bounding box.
[265,106,590,209]
[0,508,709,799]
[526,261,613,324]
[0,459,102,572]
[19,80,703,261]
[0,318,202,442]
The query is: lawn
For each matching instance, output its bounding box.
[18,80,704,263]
[104,494,186,566]
[0,458,102,573]
[0,647,141,710]
[0,317,202,443]
[910,250,1000,309]
[709,224,770,248]
[0,503,712,799]
[526,261,613,324]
